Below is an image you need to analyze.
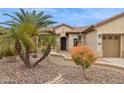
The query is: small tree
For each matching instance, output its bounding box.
[0,9,57,68]
[70,45,97,80]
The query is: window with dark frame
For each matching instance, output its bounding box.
[108,36,112,40]
[115,36,119,40]
[102,36,106,40]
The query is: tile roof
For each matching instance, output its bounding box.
[67,25,94,33]
[54,23,73,29]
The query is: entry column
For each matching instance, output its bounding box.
[120,35,124,57]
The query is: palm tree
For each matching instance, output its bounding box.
[0,9,57,68]
[33,33,57,67]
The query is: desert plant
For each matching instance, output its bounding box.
[0,9,57,68]
[70,45,97,80]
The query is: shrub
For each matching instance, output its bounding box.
[70,45,97,80]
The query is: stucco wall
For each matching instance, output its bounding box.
[55,26,72,34]
[96,16,124,34]
[96,16,124,57]
[81,35,85,45]
[66,36,69,51]
[85,31,97,51]
[121,35,124,57]
[68,34,80,51]
[54,25,73,51]
[68,34,74,51]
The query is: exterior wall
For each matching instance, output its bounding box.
[68,34,80,51]
[81,34,85,45]
[85,31,97,51]
[96,16,124,57]
[56,36,60,51]
[120,35,124,57]
[66,36,69,51]
[68,34,74,51]
[54,25,73,51]
[96,16,124,34]
[96,32,103,57]
[55,25,72,34]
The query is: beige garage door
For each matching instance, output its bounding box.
[102,35,120,57]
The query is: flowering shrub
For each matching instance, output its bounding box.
[70,45,97,80]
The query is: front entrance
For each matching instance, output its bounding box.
[60,37,66,50]
[102,35,120,57]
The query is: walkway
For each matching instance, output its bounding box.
[50,51,124,70]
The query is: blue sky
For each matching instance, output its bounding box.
[0,8,124,26]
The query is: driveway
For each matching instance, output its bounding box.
[97,58,124,68]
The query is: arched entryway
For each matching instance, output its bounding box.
[60,37,66,50]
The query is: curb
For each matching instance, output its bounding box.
[95,62,124,70]
[44,73,63,84]
[50,52,124,71]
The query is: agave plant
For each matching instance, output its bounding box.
[0,9,57,68]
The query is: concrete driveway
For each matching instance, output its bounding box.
[97,58,124,68]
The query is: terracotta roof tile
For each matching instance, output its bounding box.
[54,23,73,29]
[67,25,94,33]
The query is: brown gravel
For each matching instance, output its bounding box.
[59,65,124,84]
[0,57,58,84]
[0,56,124,84]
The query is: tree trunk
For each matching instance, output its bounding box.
[0,55,2,59]
[15,41,31,68]
[24,48,31,68]
[32,46,51,67]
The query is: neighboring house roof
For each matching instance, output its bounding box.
[54,23,73,29]
[95,12,124,27]
[67,25,94,34]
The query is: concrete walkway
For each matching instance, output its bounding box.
[50,51,124,70]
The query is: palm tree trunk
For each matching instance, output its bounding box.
[15,41,31,68]
[25,48,31,68]
[0,54,2,59]
[32,46,51,67]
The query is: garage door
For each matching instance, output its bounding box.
[102,35,120,57]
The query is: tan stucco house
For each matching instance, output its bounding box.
[39,12,124,58]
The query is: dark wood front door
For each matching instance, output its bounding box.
[60,37,66,50]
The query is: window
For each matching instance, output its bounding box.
[102,36,106,40]
[115,36,119,40]
[109,36,112,40]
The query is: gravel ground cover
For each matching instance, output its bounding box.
[0,56,124,84]
[59,65,124,84]
[0,57,58,84]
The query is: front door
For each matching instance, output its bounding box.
[60,37,66,50]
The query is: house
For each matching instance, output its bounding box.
[38,12,124,58]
